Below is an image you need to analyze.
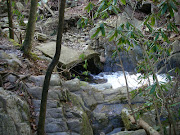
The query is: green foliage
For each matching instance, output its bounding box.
[79,0,180,132]
[12,1,26,26]
[79,53,86,60]
[9,39,21,47]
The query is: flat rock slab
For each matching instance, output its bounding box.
[36,42,99,68]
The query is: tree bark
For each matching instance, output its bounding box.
[7,0,14,39]
[0,75,2,87]
[37,0,66,134]
[21,0,38,56]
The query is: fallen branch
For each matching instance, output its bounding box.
[123,109,160,135]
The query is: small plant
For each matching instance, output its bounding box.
[12,1,26,26]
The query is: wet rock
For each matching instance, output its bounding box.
[92,105,124,134]
[101,87,131,103]
[91,83,112,90]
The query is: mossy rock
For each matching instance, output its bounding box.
[121,108,138,130]
[67,92,93,135]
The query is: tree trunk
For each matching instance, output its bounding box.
[0,75,2,87]
[7,0,14,39]
[21,0,38,56]
[37,0,66,134]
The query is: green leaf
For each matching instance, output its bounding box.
[150,83,157,94]
[82,71,89,76]
[170,1,177,11]
[166,74,172,81]
[146,23,152,33]
[79,53,85,60]
[84,19,88,25]
[108,5,112,10]
[127,46,131,51]
[91,28,100,38]
[121,0,126,5]
[144,15,150,25]
[126,22,130,30]
[161,31,169,42]
[112,6,118,14]
[151,16,155,26]
[77,19,82,27]
[109,33,115,41]
[161,4,168,15]
[112,51,117,58]
[169,6,174,17]
[97,1,105,12]
[154,33,159,41]
[100,23,105,36]
[113,0,117,5]
[170,102,180,107]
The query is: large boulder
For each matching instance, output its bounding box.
[0,87,31,135]
[36,42,99,69]
[63,78,104,109]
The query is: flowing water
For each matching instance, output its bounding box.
[92,71,168,89]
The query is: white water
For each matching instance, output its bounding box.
[93,71,168,89]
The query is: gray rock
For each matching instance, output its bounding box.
[46,122,68,133]
[6,74,18,83]
[0,87,31,135]
[29,74,61,87]
[175,11,180,25]
[81,90,97,109]
[35,32,49,41]
[36,42,99,69]
[67,119,81,133]
[27,87,42,99]
[91,83,112,90]
[47,132,69,135]
[63,78,80,92]
[111,129,147,135]
[46,107,63,118]
[0,113,18,135]
[0,50,11,59]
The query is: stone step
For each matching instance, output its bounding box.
[27,86,62,100]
